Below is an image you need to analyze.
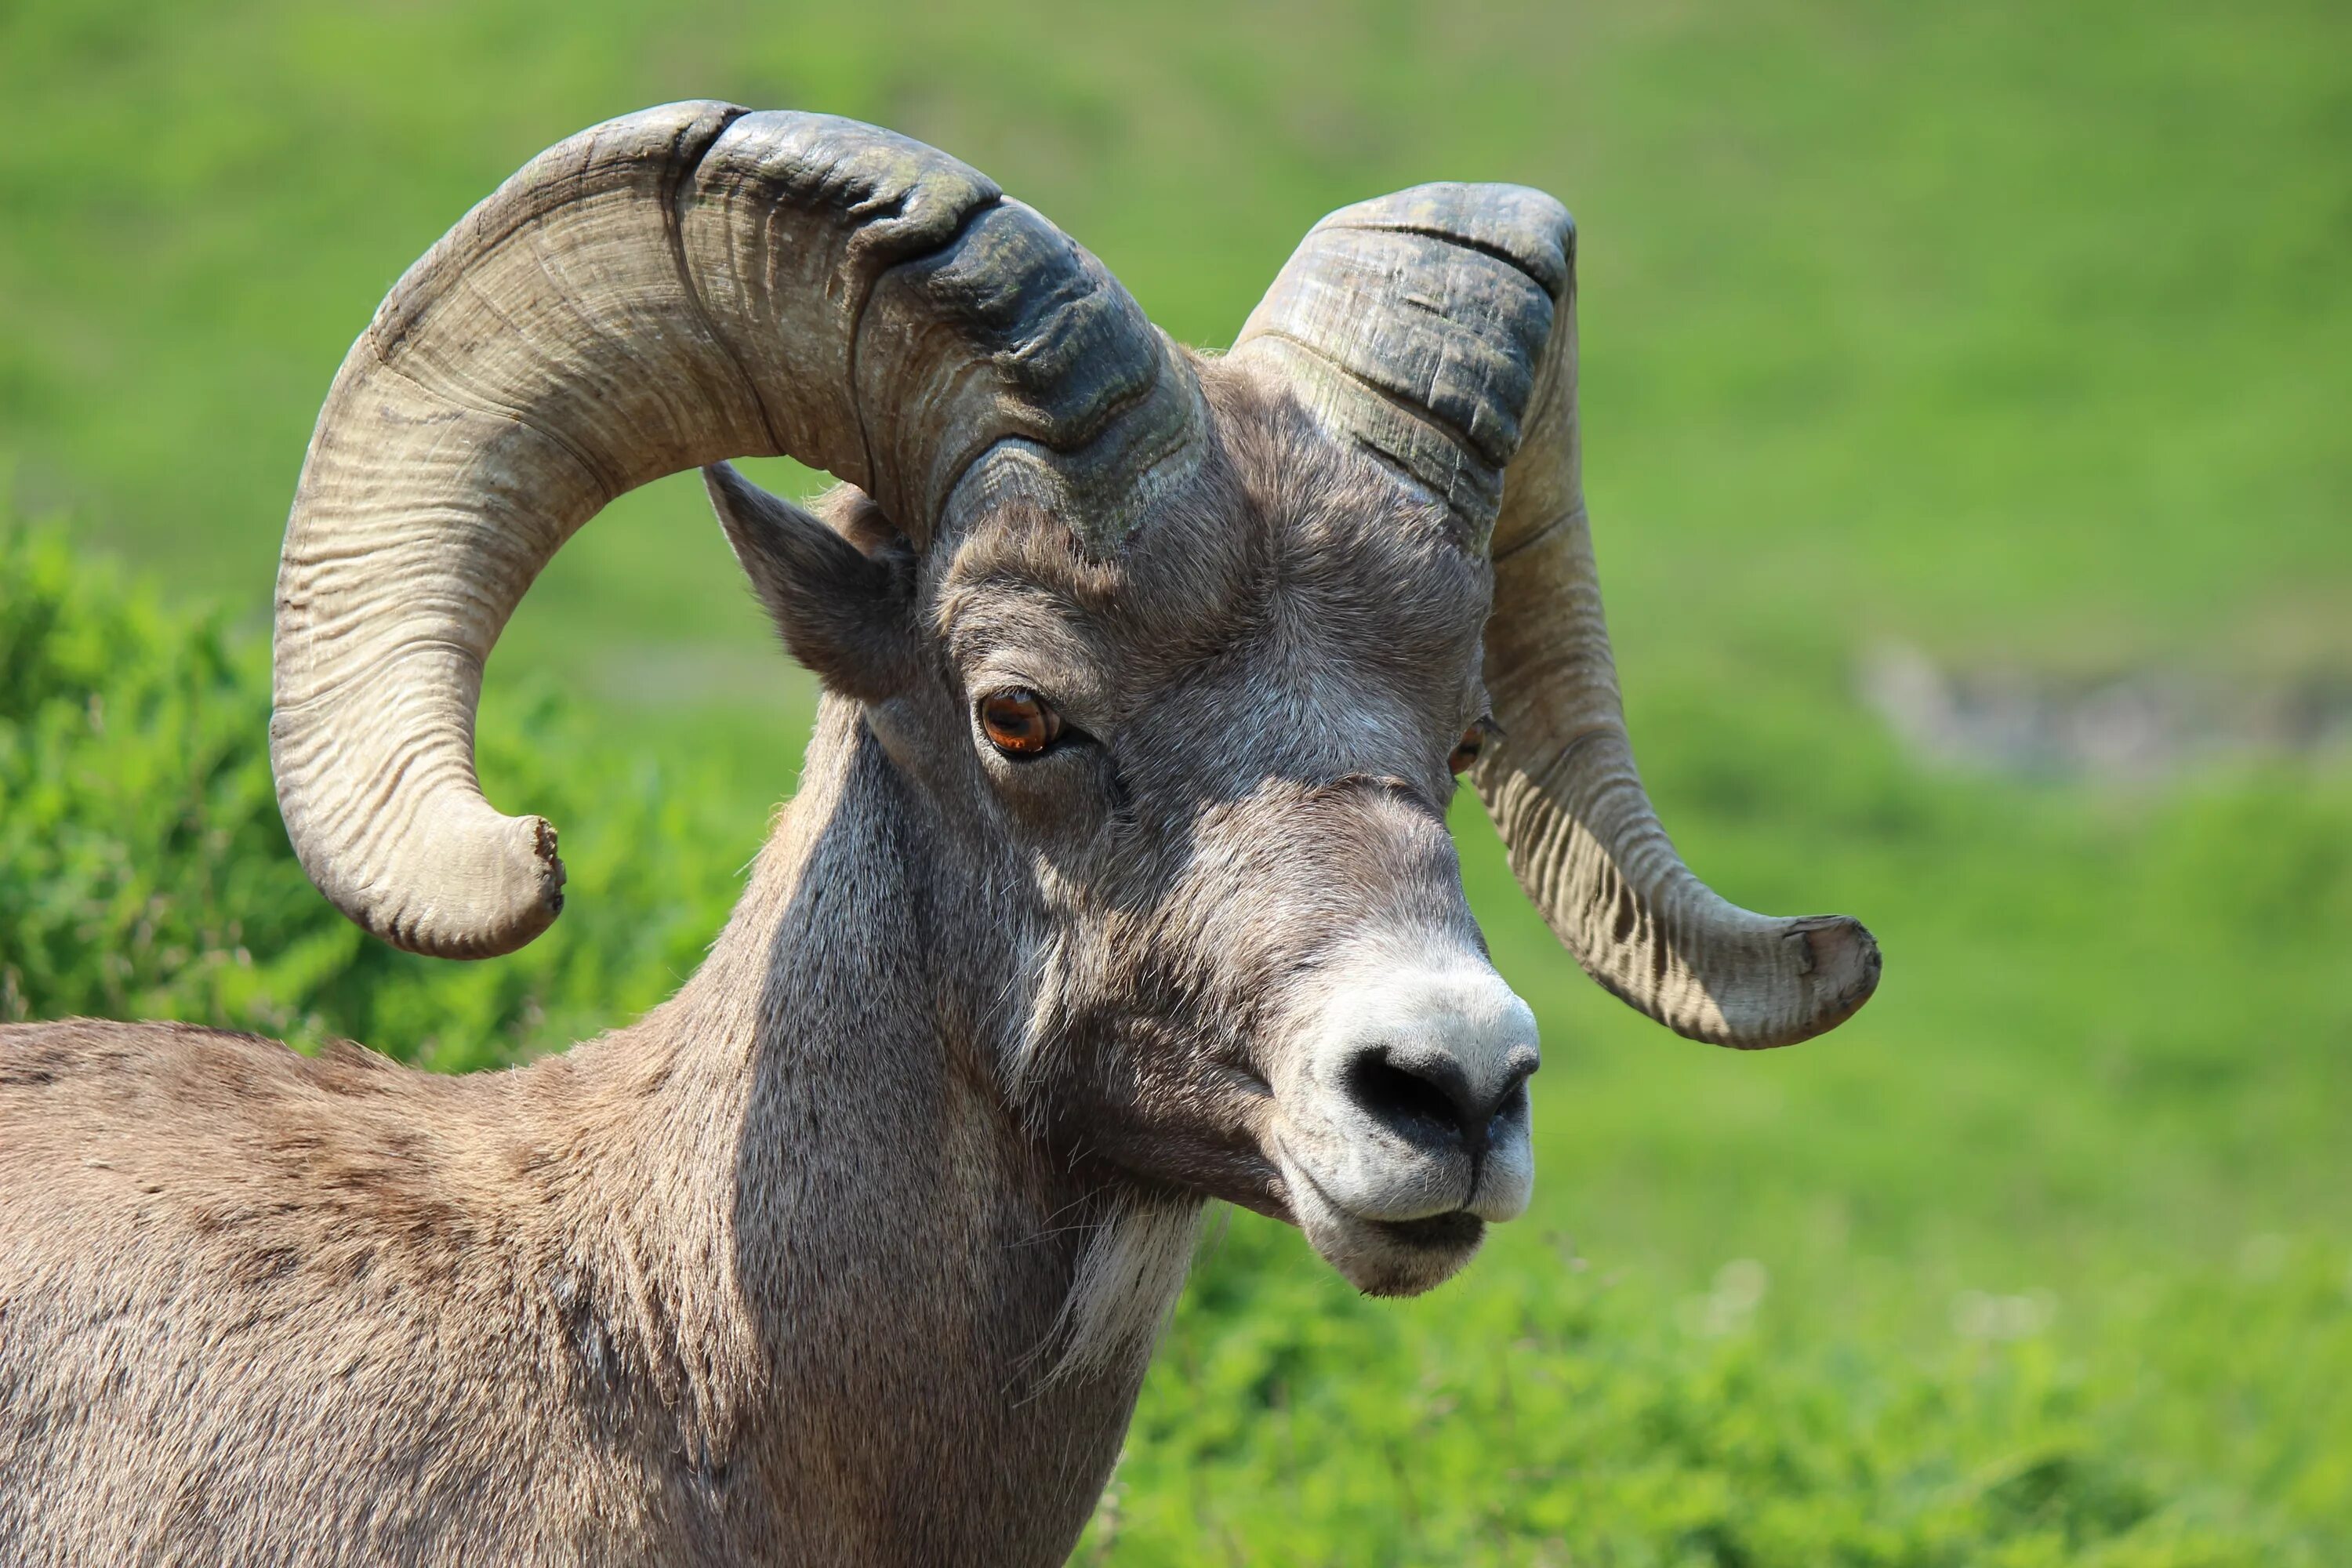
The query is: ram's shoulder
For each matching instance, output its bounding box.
[3,1017,401,1107]
[0,1018,438,1203]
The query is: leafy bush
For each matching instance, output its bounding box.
[1086,1216,2348,1567]
[0,519,749,1069]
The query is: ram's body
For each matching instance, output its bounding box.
[0,103,1875,1566]
[2,713,1143,1563]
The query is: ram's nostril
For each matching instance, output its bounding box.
[1496,1052,1538,1112]
[1345,1044,1542,1153]
[1342,1050,1469,1145]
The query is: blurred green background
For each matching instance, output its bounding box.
[2,0,2347,1561]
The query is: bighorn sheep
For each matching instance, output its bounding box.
[0,104,1878,1565]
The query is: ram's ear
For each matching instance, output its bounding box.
[705,463,921,702]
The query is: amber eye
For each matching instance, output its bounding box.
[979,688,1063,757]
[1448,725,1485,774]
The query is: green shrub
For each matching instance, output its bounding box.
[1085,1215,2347,1566]
[0,518,748,1069]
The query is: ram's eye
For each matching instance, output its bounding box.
[979,688,1062,757]
[1449,725,1486,774]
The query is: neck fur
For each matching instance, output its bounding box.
[538,698,1198,1517]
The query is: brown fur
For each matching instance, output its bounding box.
[0,363,1505,1564]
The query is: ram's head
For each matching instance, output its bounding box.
[273,105,1878,1299]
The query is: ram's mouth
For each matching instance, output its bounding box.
[1305,1200,1488,1298]
[1366,1210,1485,1253]
[1275,1142,1489,1297]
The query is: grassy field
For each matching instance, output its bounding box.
[3,0,2347,1560]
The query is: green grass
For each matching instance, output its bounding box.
[2,0,2347,1559]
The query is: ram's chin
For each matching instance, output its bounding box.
[1293,1186,1486,1298]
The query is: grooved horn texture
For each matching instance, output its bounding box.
[273,102,1199,958]
[1238,185,1878,1047]
[1229,184,1566,548]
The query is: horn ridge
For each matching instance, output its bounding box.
[273,103,1196,956]
[1231,193,1563,545]
[1308,181,1574,299]
[660,106,786,458]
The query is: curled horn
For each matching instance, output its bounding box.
[1232,186,1878,1048]
[272,103,1201,959]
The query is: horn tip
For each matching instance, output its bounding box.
[1775,913,1880,1047]
[373,812,568,961]
[1668,913,1882,1051]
